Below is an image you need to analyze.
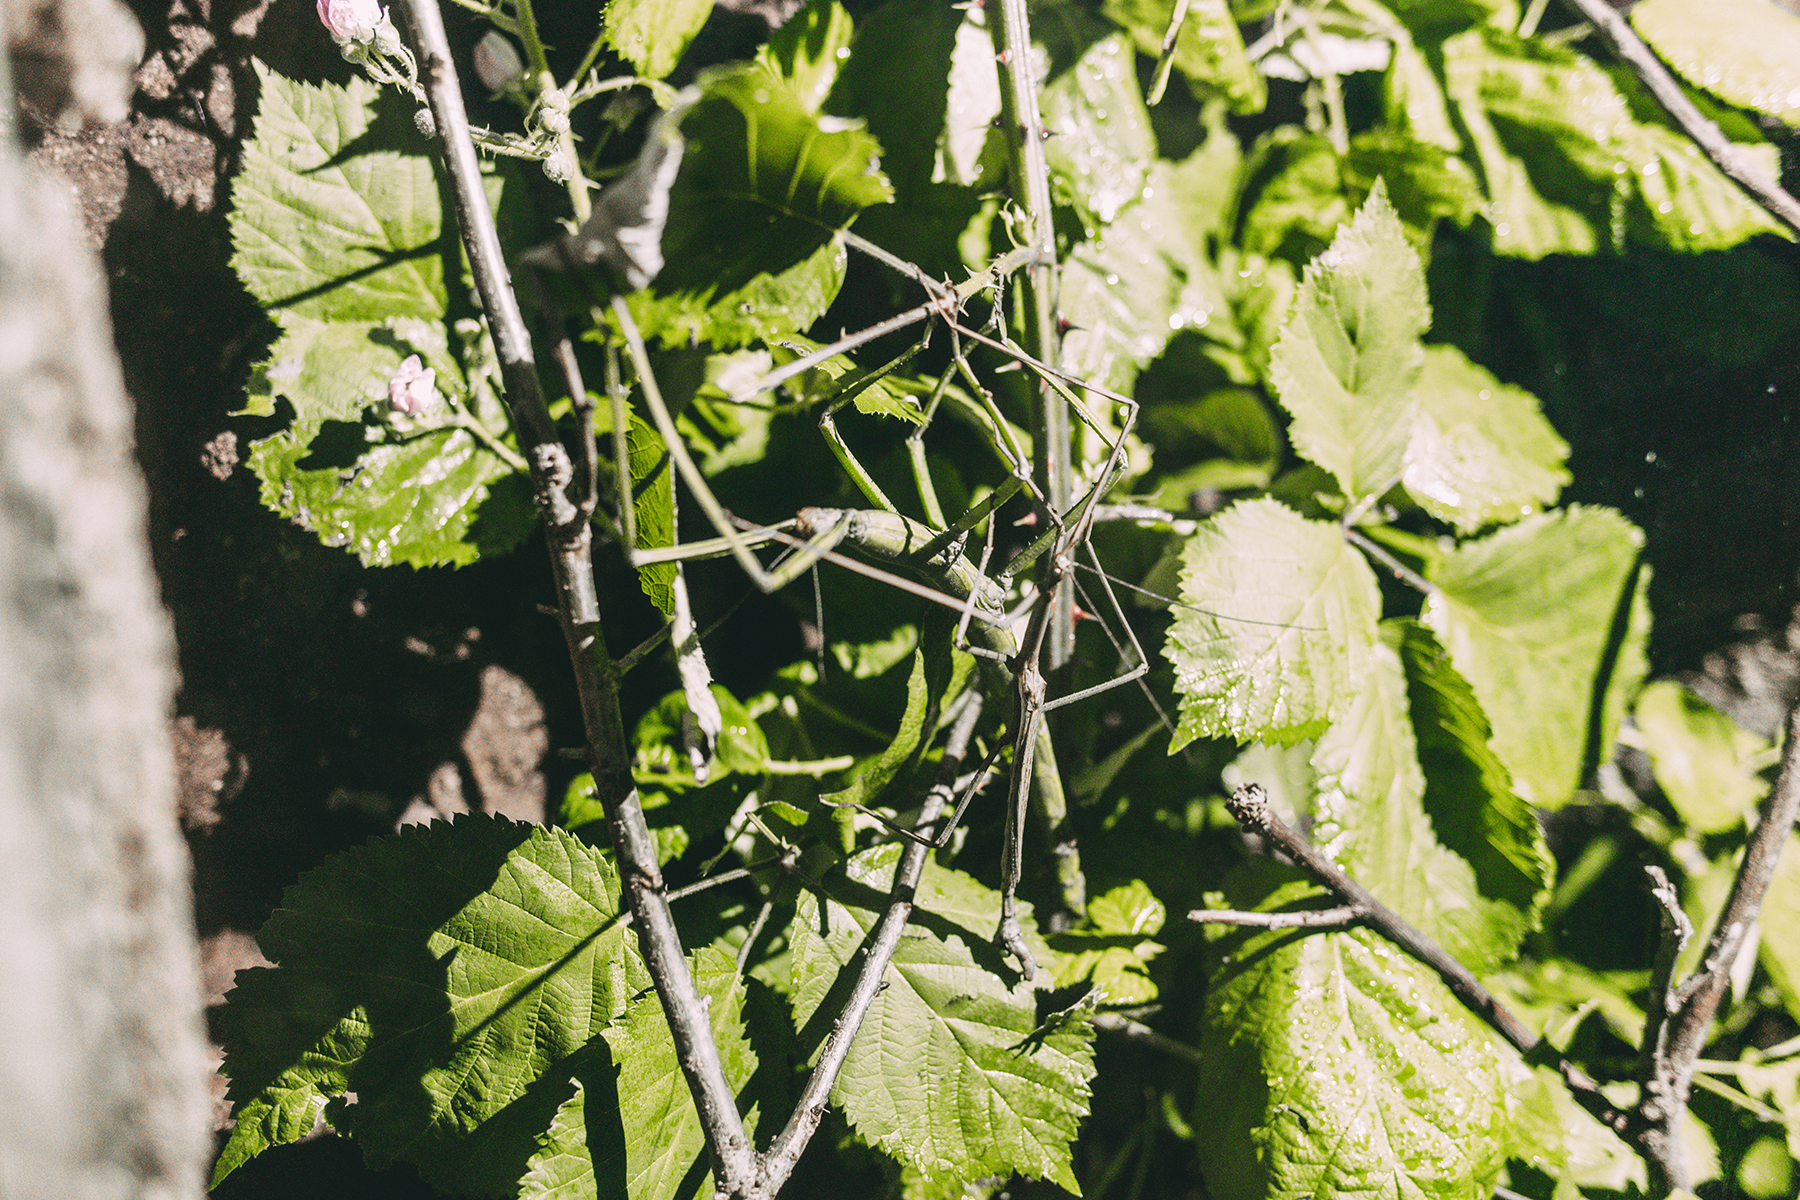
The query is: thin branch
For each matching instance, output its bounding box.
[1557,0,1800,239]
[1643,690,1800,1190]
[1091,1012,1205,1064]
[1188,903,1362,930]
[1343,526,1434,596]
[1219,783,1631,1135]
[760,693,987,1192]
[1635,865,1691,1088]
[391,1,757,1193]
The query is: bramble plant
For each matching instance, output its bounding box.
[212,0,1800,1198]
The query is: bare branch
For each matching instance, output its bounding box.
[759,693,988,1192]
[1188,903,1362,930]
[1558,0,1800,239]
[1092,1013,1205,1064]
[1219,783,1631,1135]
[1640,689,1800,1191]
[390,1,757,1192]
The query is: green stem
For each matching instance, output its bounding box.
[990,0,1072,667]
[450,411,530,471]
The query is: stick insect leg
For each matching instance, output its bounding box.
[815,330,932,513]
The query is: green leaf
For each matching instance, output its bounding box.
[766,336,925,423]
[1403,343,1569,532]
[788,844,1096,1190]
[1049,879,1165,1004]
[1239,130,1352,264]
[757,0,857,112]
[517,1074,618,1200]
[1631,0,1800,130]
[1442,28,1784,258]
[825,0,965,197]
[1398,621,1553,940]
[1630,680,1775,834]
[633,684,773,788]
[600,948,759,1200]
[623,64,894,348]
[1309,624,1537,975]
[820,645,936,813]
[1757,837,1800,1025]
[1382,17,1461,151]
[1343,129,1487,231]
[1164,498,1382,748]
[231,65,445,329]
[1040,31,1158,227]
[1103,0,1265,113]
[1423,506,1649,809]
[213,816,649,1194]
[603,0,711,80]
[593,402,675,613]
[1059,157,1230,395]
[1198,863,1510,1200]
[1502,1063,1645,1193]
[1269,183,1429,502]
[230,64,532,567]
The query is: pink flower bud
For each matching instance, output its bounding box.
[387,355,439,416]
[317,0,385,45]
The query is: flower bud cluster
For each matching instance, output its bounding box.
[317,0,395,53]
[387,355,440,417]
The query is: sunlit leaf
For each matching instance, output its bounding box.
[1442,27,1784,258]
[1104,0,1264,113]
[603,0,711,80]
[1049,879,1165,1004]
[1503,1062,1646,1193]
[766,335,926,423]
[1310,624,1539,975]
[622,64,894,348]
[214,817,648,1194]
[1403,343,1569,532]
[1165,498,1381,748]
[1041,30,1157,227]
[230,64,532,567]
[600,948,760,1200]
[1059,156,1229,395]
[1423,506,1650,809]
[1269,183,1429,502]
[757,0,857,113]
[1757,838,1800,1026]
[1630,680,1774,834]
[1399,622,1553,941]
[787,845,1095,1191]
[1631,0,1800,129]
[1198,864,1510,1200]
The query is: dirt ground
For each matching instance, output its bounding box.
[15,0,1800,1196]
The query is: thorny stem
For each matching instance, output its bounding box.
[1640,691,1800,1191]
[1205,783,1632,1136]
[990,0,1072,669]
[1558,0,1800,239]
[393,1,756,1193]
[760,694,987,1191]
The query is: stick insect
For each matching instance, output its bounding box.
[601,237,1164,978]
